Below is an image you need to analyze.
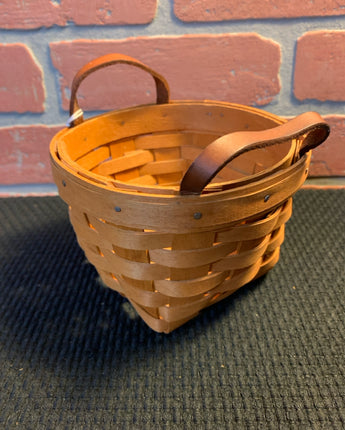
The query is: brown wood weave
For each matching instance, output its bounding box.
[50,54,330,332]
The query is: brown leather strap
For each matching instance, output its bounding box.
[179,111,330,195]
[68,53,170,127]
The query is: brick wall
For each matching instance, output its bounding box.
[0,0,344,185]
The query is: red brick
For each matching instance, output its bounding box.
[61,0,157,26]
[174,0,345,21]
[0,44,45,113]
[0,0,156,29]
[0,0,62,29]
[0,125,62,184]
[294,31,345,102]
[50,35,281,112]
[308,115,345,176]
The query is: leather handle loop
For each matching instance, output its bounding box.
[68,53,170,127]
[179,111,330,195]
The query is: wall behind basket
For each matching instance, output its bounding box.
[0,0,344,188]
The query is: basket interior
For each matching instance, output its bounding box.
[58,102,294,193]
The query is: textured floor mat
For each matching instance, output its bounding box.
[0,190,344,429]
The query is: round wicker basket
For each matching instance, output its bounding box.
[50,54,330,332]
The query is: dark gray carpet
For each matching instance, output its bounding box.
[0,190,344,429]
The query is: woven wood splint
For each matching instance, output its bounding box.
[50,54,330,332]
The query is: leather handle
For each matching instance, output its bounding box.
[180,111,330,195]
[68,53,170,127]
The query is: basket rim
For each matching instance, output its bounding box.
[50,138,310,233]
[50,100,295,196]
[51,145,309,201]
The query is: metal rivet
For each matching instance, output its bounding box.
[114,206,122,212]
[264,194,270,202]
[305,168,309,175]
[193,212,202,220]
[62,180,66,187]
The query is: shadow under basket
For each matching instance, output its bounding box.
[50,54,330,333]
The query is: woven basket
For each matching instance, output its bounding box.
[50,54,330,333]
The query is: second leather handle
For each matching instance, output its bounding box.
[68,53,170,127]
[179,111,330,195]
